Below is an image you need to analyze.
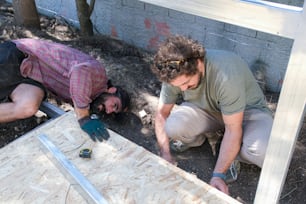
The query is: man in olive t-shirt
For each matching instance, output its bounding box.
[151,35,273,195]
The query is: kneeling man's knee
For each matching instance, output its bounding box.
[165,116,186,139]
[240,143,267,168]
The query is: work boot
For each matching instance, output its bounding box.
[205,130,223,157]
[225,160,241,184]
[170,140,190,153]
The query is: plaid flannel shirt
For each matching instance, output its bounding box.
[13,38,108,109]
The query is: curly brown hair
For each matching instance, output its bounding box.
[151,35,206,83]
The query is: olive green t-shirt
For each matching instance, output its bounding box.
[160,49,271,116]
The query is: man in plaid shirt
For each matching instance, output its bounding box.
[0,38,130,142]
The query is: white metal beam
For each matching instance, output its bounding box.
[254,2,306,202]
[139,0,306,203]
[140,0,302,38]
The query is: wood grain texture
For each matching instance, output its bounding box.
[0,111,241,204]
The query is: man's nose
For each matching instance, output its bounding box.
[105,107,111,114]
[180,85,188,91]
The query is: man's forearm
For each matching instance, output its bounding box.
[155,114,176,164]
[213,129,242,174]
[155,114,170,153]
[214,112,244,174]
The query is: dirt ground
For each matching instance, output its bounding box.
[0,1,305,203]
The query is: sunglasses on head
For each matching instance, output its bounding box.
[156,59,186,71]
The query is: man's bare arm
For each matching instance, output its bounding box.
[210,111,243,194]
[155,102,175,163]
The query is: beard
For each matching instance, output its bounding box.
[188,71,203,90]
[90,93,110,114]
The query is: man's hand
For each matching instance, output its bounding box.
[78,115,110,142]
[209,177,229,195]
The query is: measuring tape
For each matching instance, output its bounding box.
[79,148,92,158]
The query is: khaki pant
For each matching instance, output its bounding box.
[165,102,273,167]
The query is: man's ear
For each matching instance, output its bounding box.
[197,58,205,73]
[107,87,117,94]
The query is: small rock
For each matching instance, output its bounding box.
[139,110,147,118]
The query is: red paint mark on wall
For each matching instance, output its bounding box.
[144,18,151,29]
[111,25,118,38]
[155,21,170,36]
[144,19,171,50]
[148,36,159,50]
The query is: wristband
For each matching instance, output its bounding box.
[78,114,99,126]
[212,172,226,181]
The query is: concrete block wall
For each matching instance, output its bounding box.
[7,0,295,92]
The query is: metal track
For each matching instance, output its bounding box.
[39,101,66,118]
[38,103,109,203]
[38,134,108,204]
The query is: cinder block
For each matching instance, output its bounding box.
[224,24,257,37]
[122,0,145,10]
[168,9,196,23]
[144,3,169,16]
[8,0,293,92]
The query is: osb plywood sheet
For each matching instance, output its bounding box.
[0,111,240,204]
[0,120,85,203]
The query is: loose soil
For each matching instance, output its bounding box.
[0,1,305,203]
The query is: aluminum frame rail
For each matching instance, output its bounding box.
[38,134,108,204]
[39,101,66,118]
